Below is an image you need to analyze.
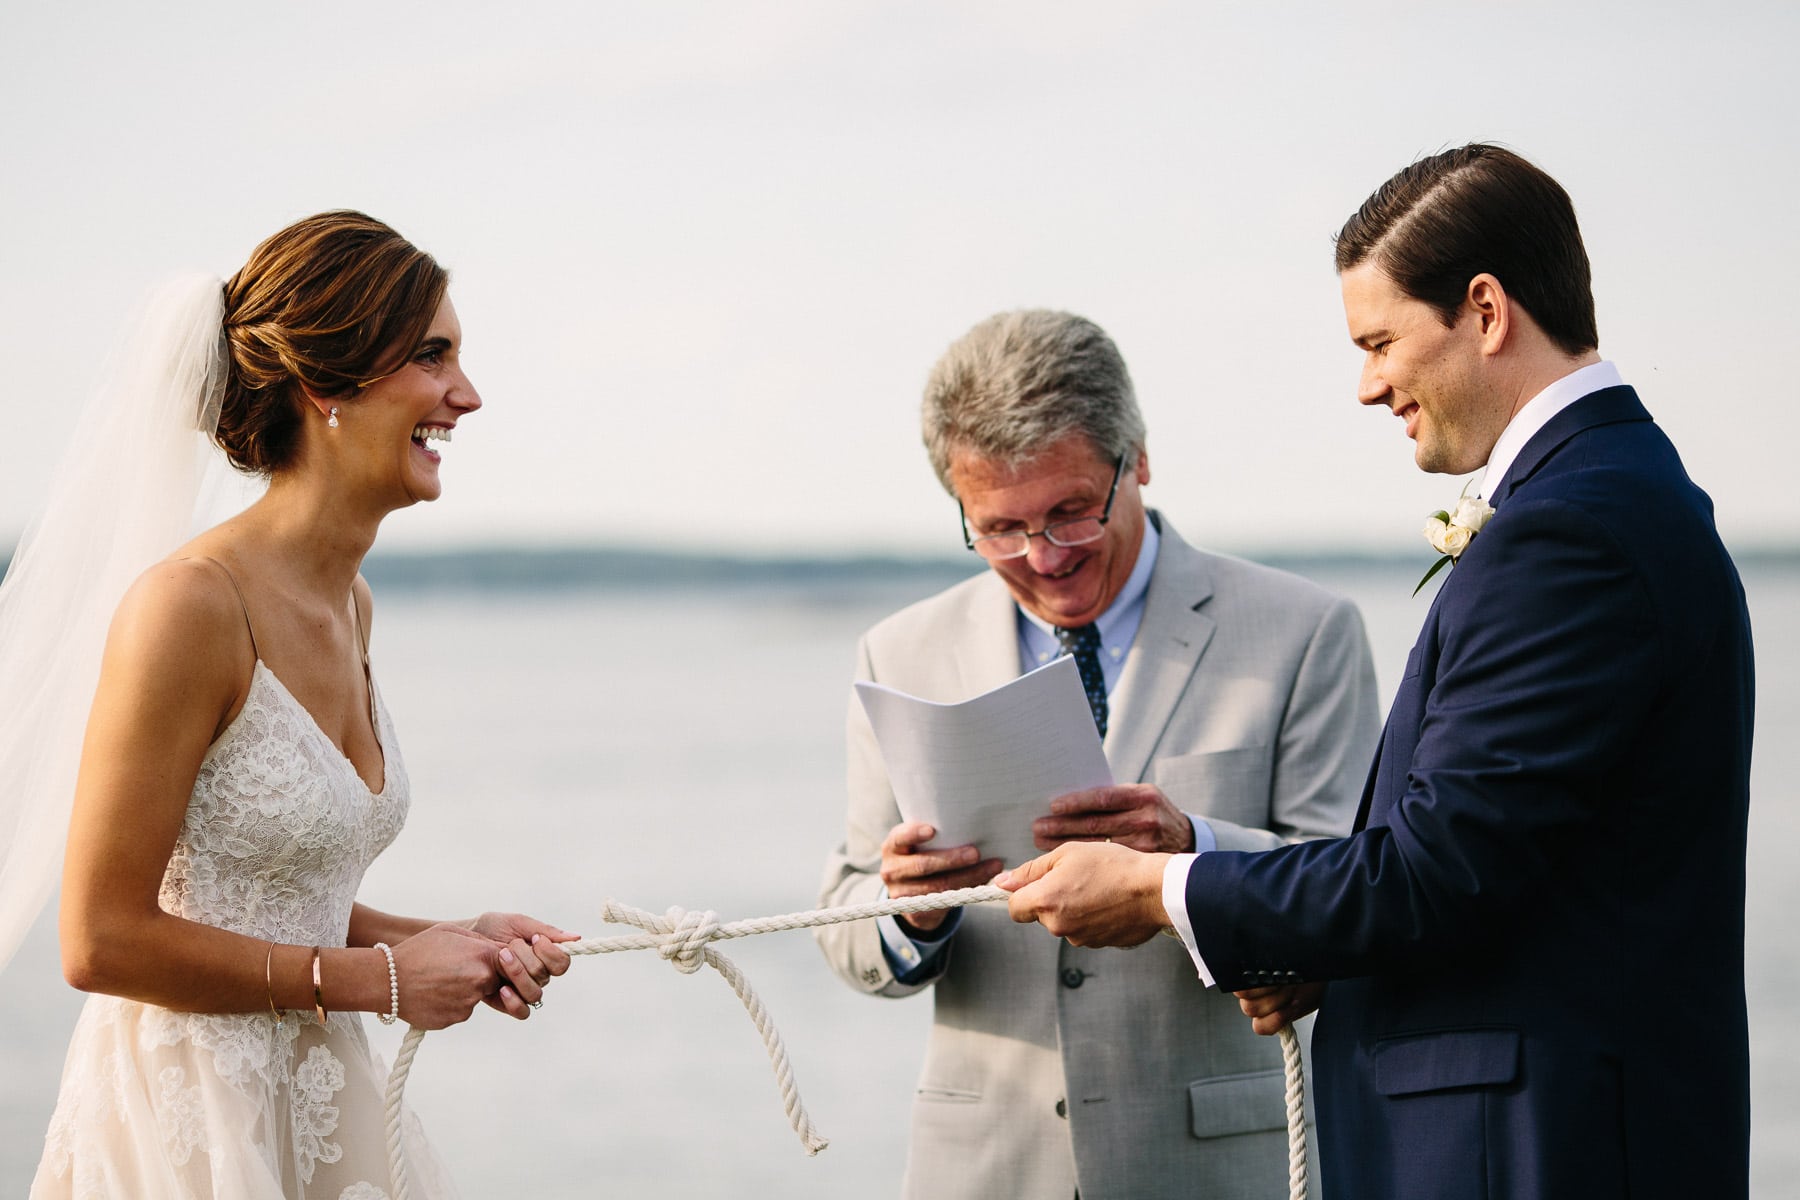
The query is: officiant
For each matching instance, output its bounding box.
[813,309,1380,1200]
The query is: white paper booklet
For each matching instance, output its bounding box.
[854,654,1113,869]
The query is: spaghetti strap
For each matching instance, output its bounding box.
[348,584,378,741]
[349,584,370,666]
[188,556,259,663]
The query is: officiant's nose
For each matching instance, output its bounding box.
[1026,537,1081,575]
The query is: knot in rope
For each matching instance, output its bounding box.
[657,905,720,974]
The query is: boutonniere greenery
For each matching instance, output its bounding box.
[1415,491,1495,595]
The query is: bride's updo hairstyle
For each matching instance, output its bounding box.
[214,210,448,474]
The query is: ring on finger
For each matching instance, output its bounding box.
[528,999,543,1010]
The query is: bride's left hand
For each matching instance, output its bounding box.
[466,912,579,1017]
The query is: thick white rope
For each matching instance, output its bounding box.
[1280,1020,1307,1199]
[381,885,1309,1200]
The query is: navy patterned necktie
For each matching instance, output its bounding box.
[1055,624,1109,739]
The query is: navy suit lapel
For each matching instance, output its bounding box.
[1360,615,1436,831]
[1488,385,1650,505]
[1351,722,1386,831]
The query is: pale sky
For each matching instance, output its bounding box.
[3,1,1795,557]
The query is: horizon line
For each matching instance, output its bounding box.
[7,539,1798,594]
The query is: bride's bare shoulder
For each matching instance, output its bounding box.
[107,557,253,675]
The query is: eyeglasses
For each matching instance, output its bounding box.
[960,453,1128,561]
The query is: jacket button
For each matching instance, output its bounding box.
[1060,968,1087,989]
[1055,1098,1067,1118]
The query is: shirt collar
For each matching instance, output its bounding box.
[1478,360,1623,500]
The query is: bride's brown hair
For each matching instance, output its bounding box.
[215,210,447,474]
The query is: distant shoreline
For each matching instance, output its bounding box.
[7,542,1798,594]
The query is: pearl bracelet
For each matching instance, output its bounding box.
[373,942,399,1026]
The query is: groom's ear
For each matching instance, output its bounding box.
[1463,273,1512,357]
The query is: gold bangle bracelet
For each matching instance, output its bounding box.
[265,942,281,1018]
[311,946,328,1026]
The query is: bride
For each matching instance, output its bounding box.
[3,211,573,1197]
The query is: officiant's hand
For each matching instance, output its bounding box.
[995,841,1171,947]
[881,821,1005,933]
[1032,784,1195,853]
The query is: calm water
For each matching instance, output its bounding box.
[3,561,1795,1197]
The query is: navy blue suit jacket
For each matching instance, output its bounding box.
[1185,387,1753,1198]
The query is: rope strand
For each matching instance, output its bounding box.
[1280,1021,1307,1198]
[382,885,1309,1199]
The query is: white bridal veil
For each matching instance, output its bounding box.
[0,275,250,975]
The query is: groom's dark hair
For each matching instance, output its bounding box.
[1334,144,1598,357]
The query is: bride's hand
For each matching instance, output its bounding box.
[390,922,519,1030]
[465,911,579,1016]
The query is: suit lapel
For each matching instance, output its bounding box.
[953,572,1029,699]
[1351,733,1384,831]
[1106,518,1217,786]
[1490,386,1650,505]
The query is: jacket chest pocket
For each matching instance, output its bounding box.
[1152,747,1272,827]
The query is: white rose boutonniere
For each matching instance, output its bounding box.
[1415,490,1496,595]
[1450,495,1495,534]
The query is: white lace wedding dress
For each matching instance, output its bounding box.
[32,661,458,1199]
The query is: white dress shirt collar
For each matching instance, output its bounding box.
[1478,360,1623,500]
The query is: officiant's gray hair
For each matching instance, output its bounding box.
[921,309,1145,493]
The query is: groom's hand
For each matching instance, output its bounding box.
[995,841,1171,947]
[1235,981,1325,1036]
[1032,783,1195,853]
[881,821,1005,933]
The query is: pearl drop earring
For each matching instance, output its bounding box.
[327,406,339,429]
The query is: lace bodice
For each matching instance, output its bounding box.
[159,661,410,947]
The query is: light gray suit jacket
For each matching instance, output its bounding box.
[815,515,1379,1200]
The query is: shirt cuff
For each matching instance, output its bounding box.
[1161,852,1217,989]
[1186,813,1217,855]
[876,898,960,984]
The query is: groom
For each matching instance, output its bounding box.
[998,144,1755,1198]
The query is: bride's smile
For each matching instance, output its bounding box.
[331,294,481,510]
